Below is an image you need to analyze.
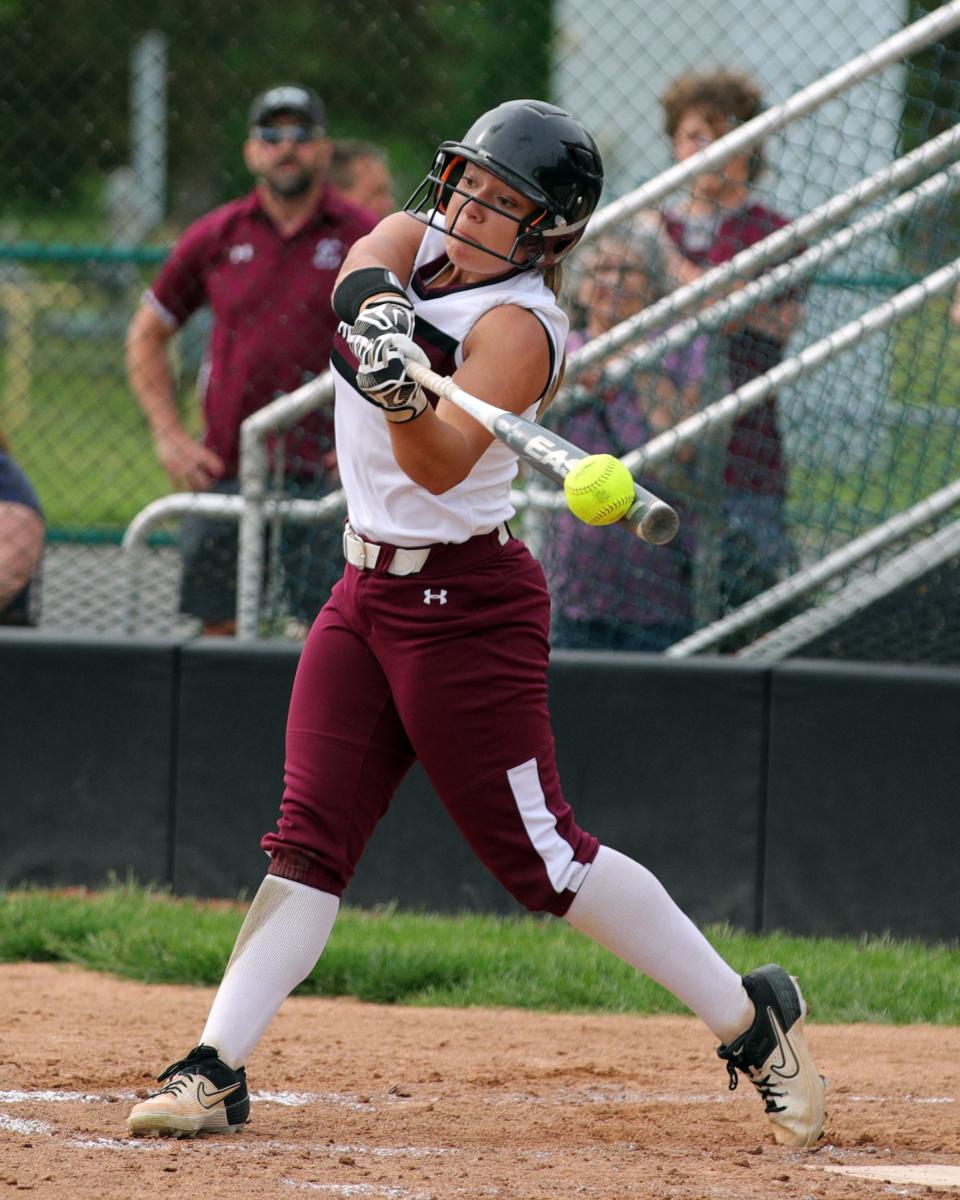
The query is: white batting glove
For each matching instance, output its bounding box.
[355,333,431,423]
[346,297,415,361]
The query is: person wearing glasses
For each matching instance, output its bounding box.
[127,85,377,636]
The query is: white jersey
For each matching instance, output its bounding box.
[331,221,568,547]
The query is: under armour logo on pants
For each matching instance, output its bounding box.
[423,589,448,605]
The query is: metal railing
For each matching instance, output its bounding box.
[121,490,344,634]
[666,476,960,658]
[562,122,960,399]
[735,517,960,662]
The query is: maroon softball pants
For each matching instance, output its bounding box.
[261,530,598,915]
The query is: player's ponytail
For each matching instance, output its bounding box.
[542,263,564,298]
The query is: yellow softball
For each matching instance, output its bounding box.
[563,454,636,526]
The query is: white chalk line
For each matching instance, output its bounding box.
[282,1186,500,1198]
[255,1090,377,1110]
[0,1114,55,1136]
[0,1099,458,1160]
[284,1188,428,1199]
[0,1089,128,1104]
[2,1086,955,1114]
[818,1164,960,1189]
[0,1088,370,1109]
[7,1097,959,1200]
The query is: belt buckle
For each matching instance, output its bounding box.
[343,528,379,569]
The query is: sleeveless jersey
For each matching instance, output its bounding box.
[331,220,568,547]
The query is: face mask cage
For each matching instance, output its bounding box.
[403,154,555,269]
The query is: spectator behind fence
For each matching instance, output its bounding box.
[541,218,707,651]
[127,84,378,636]
[328,139,396,219]
[660,69,803,614]
[0,427,44,627]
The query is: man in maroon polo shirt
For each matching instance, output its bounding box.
[127,84,377,635]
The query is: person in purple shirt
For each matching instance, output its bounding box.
[660,70,803,616]
[127,85,377,635]
[542,221,709,651]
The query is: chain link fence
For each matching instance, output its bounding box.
[1,1,958,663]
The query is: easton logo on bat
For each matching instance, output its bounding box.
[494,415,583,478]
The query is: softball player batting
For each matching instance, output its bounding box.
[128,99,826,1148]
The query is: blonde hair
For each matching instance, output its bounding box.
[534,261,567,416]
[543,263,564,296]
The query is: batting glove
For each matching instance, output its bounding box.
[346,297,416,361]
[355,332,431,423]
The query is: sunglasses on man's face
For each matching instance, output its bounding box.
[253,124,320,145]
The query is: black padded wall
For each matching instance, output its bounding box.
[0,632,178,888]
[172,640,301,897]
[764,660,960,940]
[548,652,768,929]
[6,631,959,940]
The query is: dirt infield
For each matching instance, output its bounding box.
[2,963,959,1199]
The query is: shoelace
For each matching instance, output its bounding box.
[153,1073,197,1098]
[157,1051,216,1083]
[725,1060,787,1113]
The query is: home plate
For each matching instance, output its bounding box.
[819,1165,960,1190]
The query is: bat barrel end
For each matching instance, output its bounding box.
[632,500,680,545]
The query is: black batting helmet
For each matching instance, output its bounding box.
[404,99,604,268]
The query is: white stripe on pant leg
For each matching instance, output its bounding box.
[506,758,590,894]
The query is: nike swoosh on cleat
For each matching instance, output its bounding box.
[196,1079,242,1109]
[767,1008,801,1080]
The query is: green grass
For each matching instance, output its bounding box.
[1,883,957,1025]
[3,323,199,530]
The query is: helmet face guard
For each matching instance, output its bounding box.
[404,100,604,270]
[404,153,560,268]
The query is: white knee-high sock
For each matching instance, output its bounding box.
[200,875,339,1069]
[565,845,754,1044]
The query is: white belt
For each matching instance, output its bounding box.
[343,523,509,577]
[343,528,432,576]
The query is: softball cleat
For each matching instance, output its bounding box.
[127,1043,249,1137]
[717,963,826,1147]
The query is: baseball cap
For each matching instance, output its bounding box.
[248,84,325,130]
